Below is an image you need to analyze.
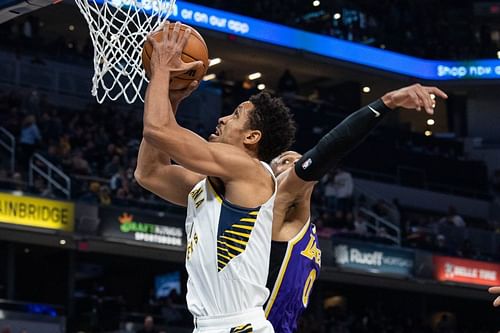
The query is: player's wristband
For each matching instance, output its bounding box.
[294,99,391,181]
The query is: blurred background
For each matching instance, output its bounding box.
[0,0,500,332]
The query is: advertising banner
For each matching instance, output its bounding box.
[99,206,185,248]
[93,0,500,80]
[433,255,500,286]
[332,238,414,277]
[0,192,74,232]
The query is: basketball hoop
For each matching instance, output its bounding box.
[74,0,176,104]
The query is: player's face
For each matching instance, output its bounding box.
[271,151,302,177]
[209,101,255,145]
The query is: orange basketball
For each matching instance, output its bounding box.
[142,23,209,90]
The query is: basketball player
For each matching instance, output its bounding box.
[265,84,448,333]
[489,286,500,307]
[134,21,296,333]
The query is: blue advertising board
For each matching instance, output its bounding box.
[332,237,414,277]
[94,0,500,80]
[155,271,181,298]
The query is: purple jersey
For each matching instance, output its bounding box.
[264,222,321,333]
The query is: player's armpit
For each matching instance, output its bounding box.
[135,164,204,207]
[143,124,258,180]
[273,168,315,235]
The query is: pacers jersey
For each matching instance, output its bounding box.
[185,162,276,318]
[264,221,321,333]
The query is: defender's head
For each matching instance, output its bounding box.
[209,92,296,162]
[271,150,302,177]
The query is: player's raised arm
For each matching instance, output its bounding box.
[274,84,447,230]
[142,21,258,181]
[135,81,205,207]
[294,84,447,183]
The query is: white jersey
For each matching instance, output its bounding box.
[185,162,276,319]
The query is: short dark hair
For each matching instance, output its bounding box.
[247,92,296,163]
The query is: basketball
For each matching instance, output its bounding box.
[142,23,209,90]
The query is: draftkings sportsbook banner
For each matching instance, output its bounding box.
[98,206,185,248]
[0,192,75,232]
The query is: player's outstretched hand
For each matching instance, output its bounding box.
[147,21,203,79]
[489,286,500,307]
[381,83,448,115]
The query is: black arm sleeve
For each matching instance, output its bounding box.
[294,99,392,181]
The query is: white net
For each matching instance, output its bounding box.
[75,0,176,104]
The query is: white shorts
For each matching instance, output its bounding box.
[193,307,274,333]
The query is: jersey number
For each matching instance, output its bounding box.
[302,268,317,307]
[186,232,198,261]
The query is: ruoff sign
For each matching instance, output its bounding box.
[332,238,414,277]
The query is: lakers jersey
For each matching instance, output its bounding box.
[264,222,321,333]
[185,162,276,318]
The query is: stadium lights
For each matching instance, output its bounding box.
[248,72,262,80]
[203,73,216,81]
[333,12,341,20]
[313,0,320,7]
[209,58,222,66]
[427,119,435,126]
[362,86,371,93]
[424,130,432,136]
[257,83,266,90]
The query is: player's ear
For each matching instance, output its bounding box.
[244,129,262,145]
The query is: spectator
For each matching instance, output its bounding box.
[332,168,354,226]
[79,181,100,204]
[39,110,62,142]
[137,315,159,333]
[71,149,91,175]
[371,199,390,219]
[376,226,391,240]
[104,155,122,177]
[322,173,337,212]
[11,172,25,192]
[160,291,183,324]
[33,177,52,197]
[99,185,112,206]
[278,69,298,95]
[353,210,369,235]
[41,144,62,168]
[434,234,455,256]
[19,114,42,168]
[393,198,406,238]
[439,206,466,228]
